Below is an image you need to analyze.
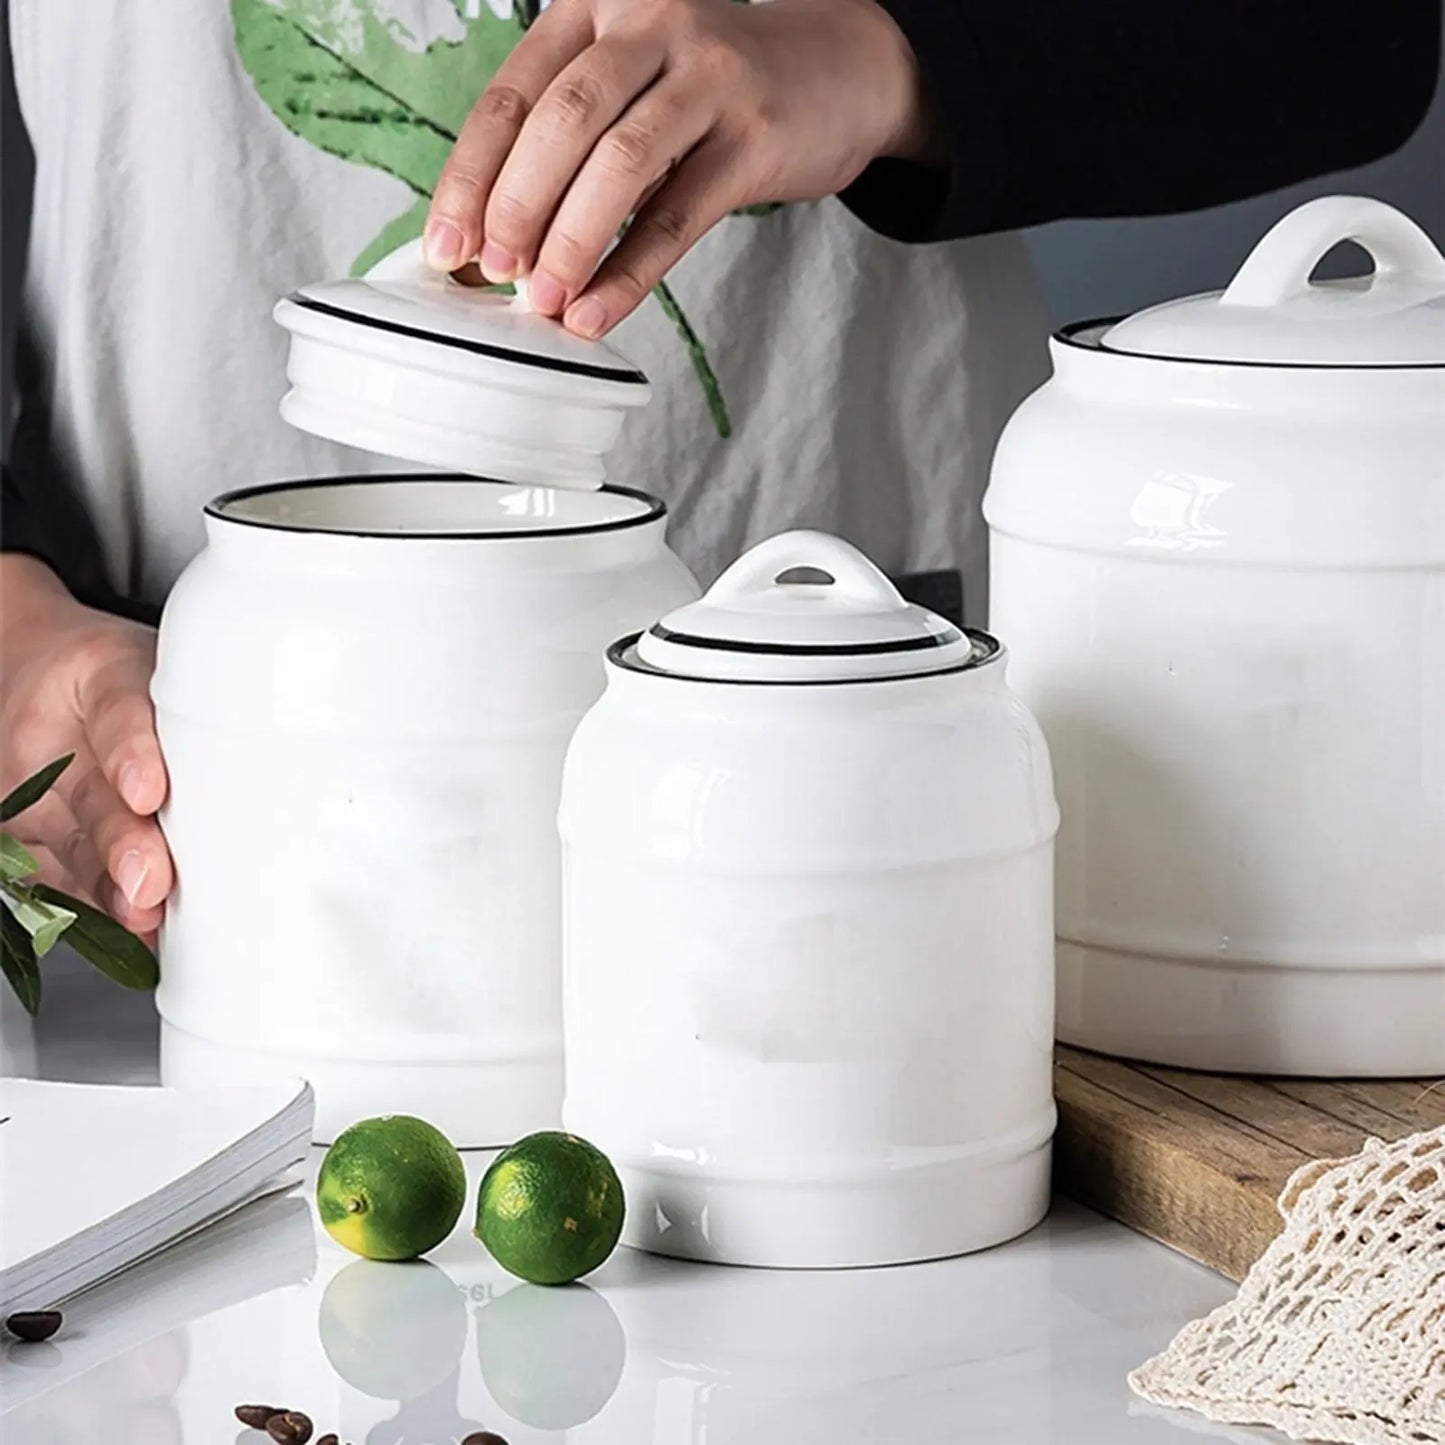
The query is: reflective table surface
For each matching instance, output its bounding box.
[2,961,1245,1445]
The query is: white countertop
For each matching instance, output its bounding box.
[2,961,1244,1445]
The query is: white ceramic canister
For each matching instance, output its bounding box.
[985,195,1445,1076]
[559,531,1060,1268]
[153,245,699,1145]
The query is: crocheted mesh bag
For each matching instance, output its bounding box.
[1130,1125,1445,1445]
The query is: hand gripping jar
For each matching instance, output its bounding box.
[558,531,1060,1268]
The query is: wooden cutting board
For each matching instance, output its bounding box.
[1052,1045,1445,1281]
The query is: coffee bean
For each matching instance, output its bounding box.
[461,1434,510,1445]
[235,1405,286,1429]
[5,1311,62,1342]
[315,1435,339,1445]
[265,1412,313,1444]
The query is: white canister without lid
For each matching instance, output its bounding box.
[153,477,698,1145]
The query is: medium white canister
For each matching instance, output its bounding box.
[559,531,1059,1268]
[153,245,699,1145]
[985,195,1445,1076]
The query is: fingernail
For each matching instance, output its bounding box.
[565,295,607,339]
[424,218,466,270]
[115,850,150,907]
[118,761,146,810]
[528,269,566,316]
[479,240,516,282]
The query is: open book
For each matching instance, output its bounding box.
[0,1076,314,1316]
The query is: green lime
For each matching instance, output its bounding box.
[317,1115,467,1261]
[474,1132,625,1286]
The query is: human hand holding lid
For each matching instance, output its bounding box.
[421,0,939,339]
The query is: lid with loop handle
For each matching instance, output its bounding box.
[633,531,982,683]
[1099,196,1445,367]
[272,240,650,490]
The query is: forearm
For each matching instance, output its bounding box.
[842,0,1441,243]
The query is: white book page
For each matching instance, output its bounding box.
[0,1078,309,1271]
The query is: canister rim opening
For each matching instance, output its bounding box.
[206,474,666,540]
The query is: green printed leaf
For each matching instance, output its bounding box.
[31,886,159,992]
[352,195,431,275]
[652,280,731,439]
[1,908,41,1016]
[233,0,457,195]
[240,0,522,141]
[731,203,783,217]
[0,755,73,823]
[0,835,39,884]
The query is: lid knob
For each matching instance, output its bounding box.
[1220,195,1445,310]
[1097,194,1445,367]
[705,530,912,612]
[632,530,980,683]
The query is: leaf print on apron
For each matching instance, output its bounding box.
[231,0,783,437]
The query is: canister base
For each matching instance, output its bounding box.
[159,1020,562,1147]
[1057,940,1445,1076]
[610,1138,1052,1269]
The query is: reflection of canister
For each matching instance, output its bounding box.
[561,530,1059,1269]
[581,1237,1057,1443]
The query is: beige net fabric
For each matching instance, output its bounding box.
[1130,1126,1445,1445]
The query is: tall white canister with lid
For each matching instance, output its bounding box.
[559,531,1059,1268]
[152,244,699,1144]
[986,195,1445,1076]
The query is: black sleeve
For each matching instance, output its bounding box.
[1,0,46,568]
[1,465,59,571]
[841,0,1442,243]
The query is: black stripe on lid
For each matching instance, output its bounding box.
[285,294,650,385]
[647,622,965,658]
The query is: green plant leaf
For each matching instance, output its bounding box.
[652,280,731,438]
[1,908,41,1016]
[352,194,431,275]
[3,888,77,957]
[0,754,74,823]
[30,886,159,992]
[0,835,40,884]
[233,0,457,196]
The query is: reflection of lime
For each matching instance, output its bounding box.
[476,1283,626,1430]
[317,1116,465,1261]
[318,1258,468,1400]
[475,1132,625,1286]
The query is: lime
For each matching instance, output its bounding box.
[317,1115,466,1261]
[474,1132,625,1285]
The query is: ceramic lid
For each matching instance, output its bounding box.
[1100,196,1445,367]
[273,240,651,490]
[633,531,981,683]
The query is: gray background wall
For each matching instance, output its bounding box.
[1022,55,1445,329]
